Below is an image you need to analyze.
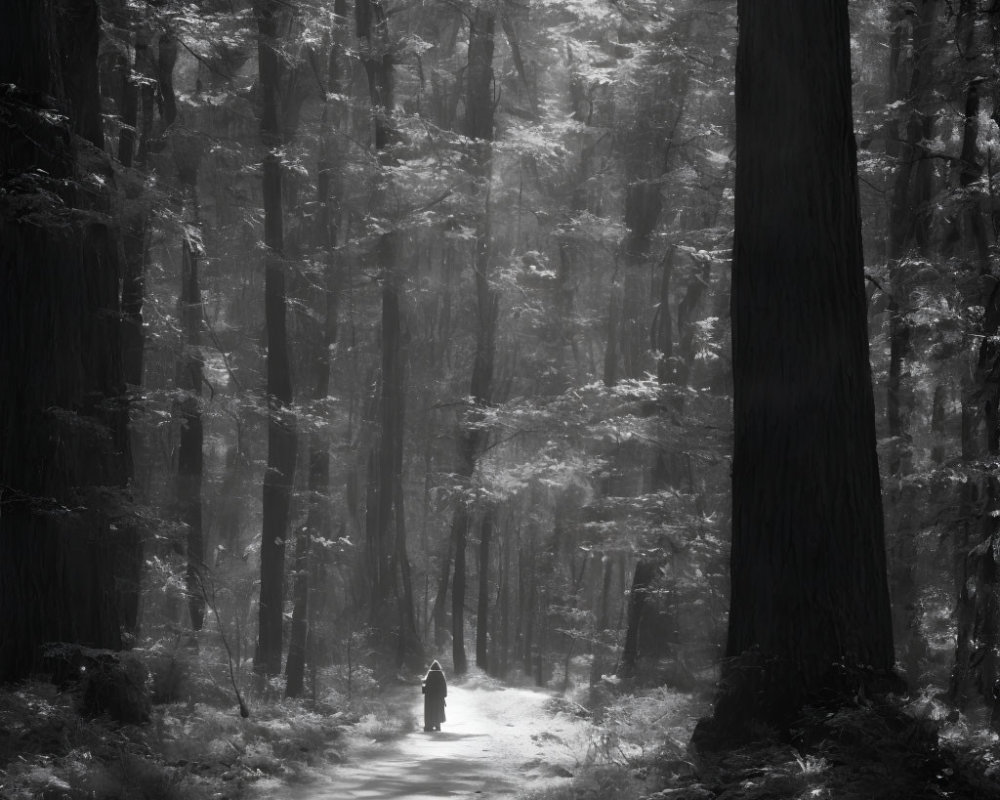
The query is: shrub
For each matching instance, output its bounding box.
[80,654,151,724]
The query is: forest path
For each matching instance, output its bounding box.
[267,678,592,800]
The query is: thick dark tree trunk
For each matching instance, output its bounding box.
[255,0,298,679]
[0,0,137,681]
[698,0,895,739]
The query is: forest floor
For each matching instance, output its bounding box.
[6,659,1000,800]
[250,673,607,800]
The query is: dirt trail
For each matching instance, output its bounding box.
[266,681,592,800]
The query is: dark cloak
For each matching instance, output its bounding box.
[422,661,447,730]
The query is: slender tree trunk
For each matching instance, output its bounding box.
[116,23,147,389]
[951,390,979,708]
[357,0,420,666]
[883,0,941,686]
[450,4,498,676]
[134,32,156,169]
[287,92,342,695]
[476,505,495,669]
[589,554,614,688]
[497,524,510,677]
[175,139,206,633]
[432,538,452,648]
[949,0,1000,716]
[451,501,470,674]
[618,558,657,681]
[255,0,298,679]
[521,543,536,675]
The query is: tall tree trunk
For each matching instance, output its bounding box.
[432,538,453,648]
[883,0,941,686]
[697,0,895,740]
[117,22,147,387]
[134,31,156,169]
[286,91,342,695]
[175,137,206,634]
[451,500,471,674]
[0,0,137,681]
[255,0,298,679]
[450,4,498,676]
[360,0,394,617]
[357,0,420,666]
[497,523,511,677]
[476,505,495,669]
[603,293,620,387]
[618,558,657,681]
[948,0,1000,716]
[589,554,614,689]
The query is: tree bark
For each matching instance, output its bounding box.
[255,0,298,679]
[618,558,658,681]
[175,142,206,633]
[357,0,421,667]
[0,0,137,681]
[698,0,895,739]
[476,505,495,669]
[286,95,342,695]
[450,4,498,676]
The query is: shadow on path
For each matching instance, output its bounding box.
[415,731,487,743]
[303,752,520,800]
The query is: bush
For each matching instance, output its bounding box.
[149,654,186,705]
[80,654,151,724]
[41,643,152,724]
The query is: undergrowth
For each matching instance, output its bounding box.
[525,686,1000,800]
[523,686,705,800]
[0,644,414,800]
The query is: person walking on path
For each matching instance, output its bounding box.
[422,660,447,732]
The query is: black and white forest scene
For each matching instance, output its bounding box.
[4,1,1000,798]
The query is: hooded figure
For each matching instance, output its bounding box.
[422,660,447,731]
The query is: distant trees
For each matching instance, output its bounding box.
[698,0,895,737]
[1,0,739,703]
